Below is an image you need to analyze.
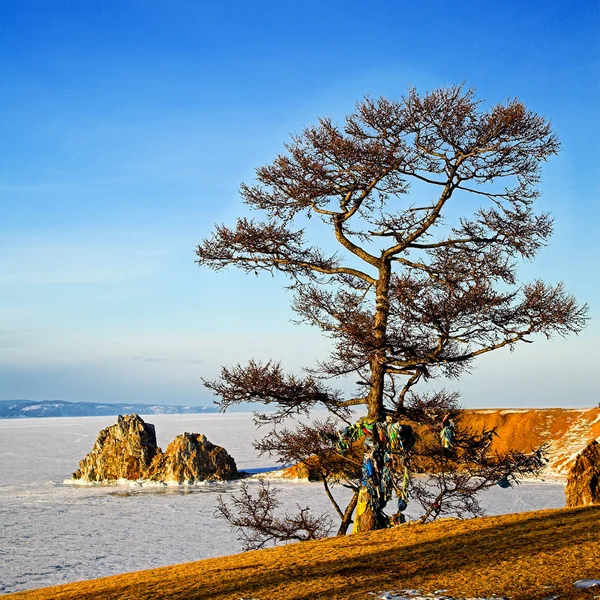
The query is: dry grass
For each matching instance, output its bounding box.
[10,506,599,600]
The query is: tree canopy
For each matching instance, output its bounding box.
[197,85,587,538]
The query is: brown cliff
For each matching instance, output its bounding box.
[145,432,239,483]
[461,407,600,475]
[565,439,600,507]
[72,415,239,484]
[72,414,160,482]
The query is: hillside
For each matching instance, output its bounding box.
[460,407,600,476]
[0,399,217,419]
[282,407,600,480]
[9,506,599,600]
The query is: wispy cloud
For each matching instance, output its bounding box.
[133,354,167,363]
[0,231,173,285]
[133,353,205,365]
[0,330,28,350]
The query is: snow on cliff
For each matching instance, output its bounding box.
[462,407,600,476]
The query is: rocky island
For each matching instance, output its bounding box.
[72,414,239,484]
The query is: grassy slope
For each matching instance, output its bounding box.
[10,506,599,600]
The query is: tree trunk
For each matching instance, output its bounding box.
[352,486,378,533]
[367,260,391,421]
[337,489,359,535]
[357,261,392,531]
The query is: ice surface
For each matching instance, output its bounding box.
[0,413,567,594]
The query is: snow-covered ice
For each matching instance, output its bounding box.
[0,413,567,594]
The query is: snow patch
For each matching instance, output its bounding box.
[574,580,600,588]
[370,591,508,600]
[545,410,600,476]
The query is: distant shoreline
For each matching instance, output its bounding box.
[0,399,218,419]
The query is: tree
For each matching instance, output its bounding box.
[215,480,333,551]
[197,85,588,537]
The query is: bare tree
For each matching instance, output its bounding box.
[198,85,587,534]
[216,480,332,550]
[253,419,362,535]
[409,423,549,523]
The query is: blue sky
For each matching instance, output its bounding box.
[1,0,598,408]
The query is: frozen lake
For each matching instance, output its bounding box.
[0,413,566,594]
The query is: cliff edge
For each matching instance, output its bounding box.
[457,407,600,476]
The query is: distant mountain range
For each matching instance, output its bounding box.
[0,399,218,419]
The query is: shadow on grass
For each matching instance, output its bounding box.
[181,506,600,600]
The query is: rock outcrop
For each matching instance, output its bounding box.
[72,414,160,482]
[72,415,239,484]
[145,432,238,483]
[565,439,600,507]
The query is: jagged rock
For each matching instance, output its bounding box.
[144,432,238,483]
[72,416,240,484]
[565,439,600,507]
[72,414,160,482]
